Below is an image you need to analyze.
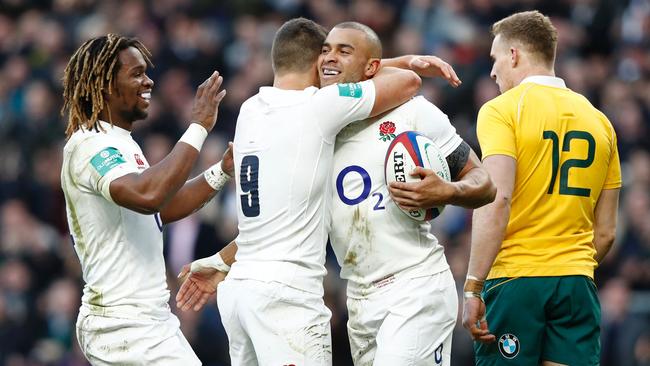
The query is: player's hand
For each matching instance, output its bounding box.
[462,296,496,344]
[190,70,227,132]
[176,264,227,312]
[388,167,455,210]
[408,56,461,87]
[221,142,234,176]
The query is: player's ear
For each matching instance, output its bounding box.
[365,58,381,78]
[510,47,519,67]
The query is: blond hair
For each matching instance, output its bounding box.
[492,11,558,67]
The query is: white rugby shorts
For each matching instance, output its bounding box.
[75,310,200,365]
[217,278,332,366]
[347,269,458,366]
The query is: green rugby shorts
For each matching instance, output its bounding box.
[474,276,600,365]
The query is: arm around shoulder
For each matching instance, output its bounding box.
[381,55,461,87]
[369,66,421,117]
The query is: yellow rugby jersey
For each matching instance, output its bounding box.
[477,76,621,279]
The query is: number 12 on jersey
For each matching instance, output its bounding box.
[240,155,260,217]
[543,130,595,197]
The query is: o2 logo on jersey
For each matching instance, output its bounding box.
[498,333,520,359]
[336,165,385,210]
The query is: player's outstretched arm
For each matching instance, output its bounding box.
[109,71,227,214]
[176,240,238,312]
[381,55,461,87]
[389,142,496,210]
[369,66,421,117]
[160,142,234,224]
[462,154,514,344]
[176,265,225,312]
[593,188,619,263]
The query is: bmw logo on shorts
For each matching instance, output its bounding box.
[498,333,520,359]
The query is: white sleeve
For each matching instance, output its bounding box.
[311,80,376,141]
[412,96,463,157]
[72,137,140,203]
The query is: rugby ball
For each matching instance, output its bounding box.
[384,131,451,221]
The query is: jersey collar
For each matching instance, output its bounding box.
[258,86,319,107]
[520,75,567,89]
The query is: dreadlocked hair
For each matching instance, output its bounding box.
[61,33,153,138]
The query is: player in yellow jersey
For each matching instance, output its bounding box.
[458,11,621,366]
[385,9,620,365]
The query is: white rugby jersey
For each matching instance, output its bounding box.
[229,81,376,296]
[330,96,463,298]
[61,121,169,319]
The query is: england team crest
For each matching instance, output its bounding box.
[378,121,396,141]
[498,333,520,359]
[134,153,145,167]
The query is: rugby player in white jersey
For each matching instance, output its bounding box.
[321,23,496,365]
[60,34,233,365]
[178,18,423,365]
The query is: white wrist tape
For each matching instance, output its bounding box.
[204,161,231,191]
[179,123,208,152]
[463,291,484,303]
[190,252,230,273]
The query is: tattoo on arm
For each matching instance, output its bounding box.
[446,141,470,180]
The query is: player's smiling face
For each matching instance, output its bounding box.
[490,34,516,93]
[319,28,374,87]
[106,46,154,128]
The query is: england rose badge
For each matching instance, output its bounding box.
[379,121,396,141]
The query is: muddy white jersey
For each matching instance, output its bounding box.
[61,121,169,319]
[330,96,463,298]
[230,81,376,296]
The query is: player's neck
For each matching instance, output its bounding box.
[99,109,133,131]
[273,72,318,90]
[516,65,555,85]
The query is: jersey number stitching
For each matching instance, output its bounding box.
[543,130,595,197]
[240,155,260,217]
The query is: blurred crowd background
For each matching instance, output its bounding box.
[0,0,649,365]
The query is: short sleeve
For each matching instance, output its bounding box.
[412,97,463,157]
[476,101,516,159]
[311,80,376,141]
[603,131,622,189]
[71,138,140,202]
